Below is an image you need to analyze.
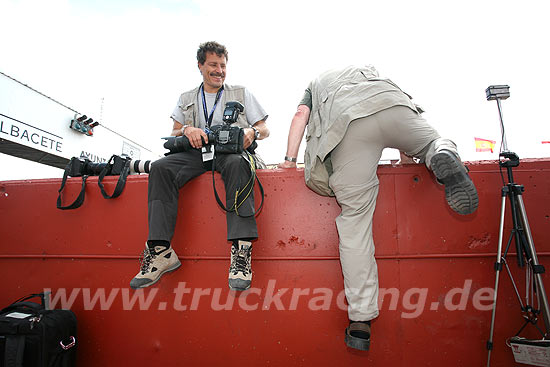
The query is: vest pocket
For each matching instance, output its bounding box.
[179,102,195,126]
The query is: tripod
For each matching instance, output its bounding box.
[485,86,550,366]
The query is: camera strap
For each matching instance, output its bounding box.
[211,152,264,218]
[97,155,132,199]
[56,158,88,210]
[201,83,224,128]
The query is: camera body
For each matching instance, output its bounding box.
[164,100,256,155]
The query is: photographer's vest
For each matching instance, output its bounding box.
[175,84,250,129]
[174,84,266,168]
[304,65,421,196]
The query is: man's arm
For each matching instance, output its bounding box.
[170,119,209,149]
[278,105,310,168]
[170,119,184,137]
[243,120,269,149]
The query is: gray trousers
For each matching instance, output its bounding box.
[147,149,258,243]
[328,105,456,321]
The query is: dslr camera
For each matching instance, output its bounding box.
[65,155,152,177]
[163,101,257,155]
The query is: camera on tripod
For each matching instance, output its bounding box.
[163,101,256,155]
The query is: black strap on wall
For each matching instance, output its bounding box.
[57,159,88,210]
[97,155,131,199]
[56,155,132,210]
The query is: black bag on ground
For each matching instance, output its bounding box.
[0,293,77,367]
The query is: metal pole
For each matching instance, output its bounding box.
[496,99,509,152]
[487,192,508,367]
[516,195,550,333]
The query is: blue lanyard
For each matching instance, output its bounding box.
[201,83,224,128]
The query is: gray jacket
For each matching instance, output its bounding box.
[304,65,420,196]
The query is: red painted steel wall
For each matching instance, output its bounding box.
[1,160,549,366]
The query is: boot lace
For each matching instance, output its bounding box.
[139,248,156,274]
[230,246,251,276]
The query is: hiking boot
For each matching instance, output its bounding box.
[430,150,479,215]
[130,244,181,289]
[228,240,252,291]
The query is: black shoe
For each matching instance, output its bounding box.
[431,150,479,215]
[345,321,371,351]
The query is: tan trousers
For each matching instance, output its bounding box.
[328,105,456,321]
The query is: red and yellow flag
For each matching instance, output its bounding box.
[474,137,496,153]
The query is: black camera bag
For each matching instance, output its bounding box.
[209,125,245,154]
[0,294,77,367]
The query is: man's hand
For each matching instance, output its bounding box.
[277,160,297,169]
[243,127,255,149]
[397,151,415,165]
[185,126,209,149]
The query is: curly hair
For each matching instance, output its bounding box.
[197,41,228,64]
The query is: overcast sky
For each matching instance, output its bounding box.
[1,0,549,180]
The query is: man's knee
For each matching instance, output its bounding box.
[220,154,248,173]
[424,138,458,169]
[149,157,176,182]
[225,153,245,165]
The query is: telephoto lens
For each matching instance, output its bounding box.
[163,136,192,152]
[130,160,152,174]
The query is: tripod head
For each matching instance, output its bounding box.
[485,85,510,101]
[499,151,519,168]
[486,85,511,153]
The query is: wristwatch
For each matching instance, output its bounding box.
[252,127,260,140]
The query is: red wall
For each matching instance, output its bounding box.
[1,160,549,366]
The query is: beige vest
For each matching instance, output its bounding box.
[174,84,266,168]
[175,84,249,129]
[304,65,420,196]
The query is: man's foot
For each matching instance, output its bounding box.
[345,320,371,351]
[430,150,479,215]
[130,244,181,289]
[228,240,252,291]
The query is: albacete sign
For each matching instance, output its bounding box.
[0,114,63,154]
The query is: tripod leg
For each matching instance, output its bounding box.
[516,194,550,334]
[486,192,508,367]
[508,186,525,267]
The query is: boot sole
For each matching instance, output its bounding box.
[228,279,251,292]
[431,151,479,215]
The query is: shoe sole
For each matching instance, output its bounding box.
[344,327,371,351]
[228,279,251,292]
[131,260,182,289]
[431,151,479,215]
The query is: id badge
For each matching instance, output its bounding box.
[202,144,214,162]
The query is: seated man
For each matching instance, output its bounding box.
[131,41,269,291]
[279,65,478,350]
